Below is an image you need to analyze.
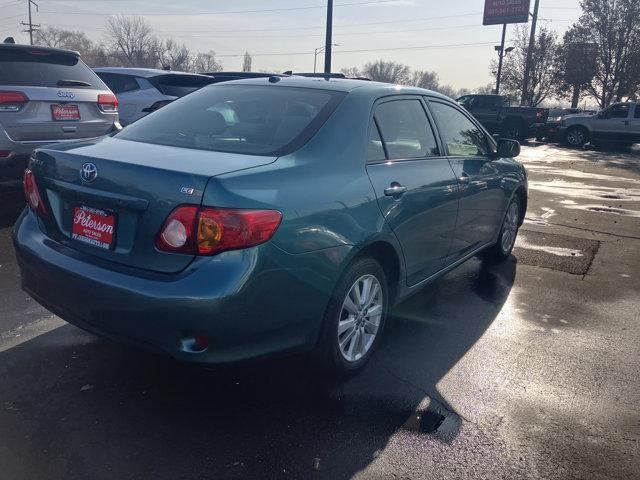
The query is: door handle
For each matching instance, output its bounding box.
[458,172,470,183]
[384,183,407,196]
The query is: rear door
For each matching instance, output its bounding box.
[365,96,459,285]
[426,98,506,259]
[0,46,116,141]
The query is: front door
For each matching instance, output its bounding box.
[426,99,507,260]
[365,97,459,286]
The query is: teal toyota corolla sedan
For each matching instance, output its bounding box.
[13,76,527,375]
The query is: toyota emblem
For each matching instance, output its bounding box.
[80,163,98,183]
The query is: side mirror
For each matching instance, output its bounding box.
[496,138,520,158]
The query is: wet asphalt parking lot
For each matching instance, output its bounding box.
[0,143,639,480]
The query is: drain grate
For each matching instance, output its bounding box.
[514,230,600,275]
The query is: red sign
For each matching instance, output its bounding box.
[51,104,80,121]
[483,0,531,25]
[72,205,116,250]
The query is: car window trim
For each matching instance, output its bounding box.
[366,95,444,165]
[424,96,495,158]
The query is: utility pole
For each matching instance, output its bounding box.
[520,0,540,106]
[20,0,39,45]
[495,24,507,95]
[324,0,333,74]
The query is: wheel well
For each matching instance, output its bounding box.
[514,186,527,226]
[354,241,401,304]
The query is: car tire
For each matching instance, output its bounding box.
[565,126,588,148]
[316,256,388,377]
[483,197,521,262]
[502,121,524,141]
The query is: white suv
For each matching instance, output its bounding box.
[560,102,640,148]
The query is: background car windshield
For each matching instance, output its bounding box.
[148,74,215,97]
[117,85,342,155]
[0,48,106,88]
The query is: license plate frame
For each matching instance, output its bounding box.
[71,205,117,250]
[51,104,81,121]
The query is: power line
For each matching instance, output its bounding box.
[38,0,400,16]
[214,41,497,58]
[156,23,482,39]
[153,12,485,34]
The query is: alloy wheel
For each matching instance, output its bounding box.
[566,128,585,146]
[501,202,519,254]
[337,274,383,363]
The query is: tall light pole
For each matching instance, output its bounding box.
[314,44,338,73]
[494,24,514,95]
[324,0,333,74]
[520,0,540,106]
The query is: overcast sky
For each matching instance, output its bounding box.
[0,0,582,89]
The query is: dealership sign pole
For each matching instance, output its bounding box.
[483,0,531,97]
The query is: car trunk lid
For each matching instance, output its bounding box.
[31,137,277,273]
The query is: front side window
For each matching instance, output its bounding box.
[429,101,490,157]
[374,99,439,160]
[116,85,344,156]
[602,104,630,119]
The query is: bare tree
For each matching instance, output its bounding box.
[105,15,158,68]
[567,0,640,107]
[242,51,252,72]
[34,26,108,66]
[340,66,362,78]
[410,70,440,90]
[156,38,191,71]
[190,51,223,73]
[360,60,411,84]
[495,25,558,106]
[553,30,598,108]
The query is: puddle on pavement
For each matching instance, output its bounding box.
[514,231,599,275]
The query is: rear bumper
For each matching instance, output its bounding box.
[13,209,350,363]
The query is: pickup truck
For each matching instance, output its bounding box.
[456,94,547,141]
[559,102,640,148]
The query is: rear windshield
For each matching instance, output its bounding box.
[0,48,106,89]
[116,85,345,156]
[149,74,215,97]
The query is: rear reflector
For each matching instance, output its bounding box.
[23,168,48,216]
[156,205,282,256]
[0,91,28,112]
[0,151,11,158]
[97,93,118,112]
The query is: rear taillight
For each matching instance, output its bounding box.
[156,205,282,256]
[0,150,11,158]
[97,93,118,112]
[23,168,48,216]
[0,91,28,112]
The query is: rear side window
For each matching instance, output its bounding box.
[374,99,439,160]
[96,73,139,94]
[116,85,345,156]
[0,47,106,88]
[367,121,386,162]
[429,101,490,157]
[149,74,215,97]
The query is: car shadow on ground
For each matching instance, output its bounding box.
[0,251,516,479]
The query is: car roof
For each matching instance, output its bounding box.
[209,75,451,99]
[93,67,211,78]
[0,42,79,57]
